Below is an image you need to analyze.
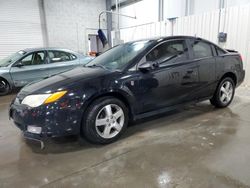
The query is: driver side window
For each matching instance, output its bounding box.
[146,40,188,65]
[21,51,45,66]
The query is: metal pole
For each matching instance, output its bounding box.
[218,0,224,34]
[185,0,189,16]
[76,23,79,52]
[38,0,49,47]
[116,0,119,30]
[98,10,136,29]
[106,0,112,46]
[222,0,227,32]
[158,0,164,21]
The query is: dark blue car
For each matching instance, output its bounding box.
[9,36,245,146]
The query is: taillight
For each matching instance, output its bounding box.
[239,54,243,62]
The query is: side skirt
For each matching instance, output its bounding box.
[133,97,212,121]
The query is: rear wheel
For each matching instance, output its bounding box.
[81,97,128,144]
[0,79,10,96]
[210,77,235,108]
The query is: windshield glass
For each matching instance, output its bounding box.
[0,51,26,67]
[86,40,153,71]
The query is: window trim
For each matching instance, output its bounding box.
[136,39,190,70]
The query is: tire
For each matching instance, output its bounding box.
[81,97,129,144]
[210,77,235,108]
[0,79,10,96]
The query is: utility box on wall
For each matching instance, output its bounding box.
[218,32,227,42]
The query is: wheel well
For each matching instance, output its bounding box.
[0,77,10,86]
[83,92,133,122]
[221,72,237,85]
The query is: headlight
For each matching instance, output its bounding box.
[21,91,67,108]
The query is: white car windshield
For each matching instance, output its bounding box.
[0,51,26,67]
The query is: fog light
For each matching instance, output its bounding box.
[27,126,42,134]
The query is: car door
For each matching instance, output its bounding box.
[9,51,50,87]
[136,39,200,113]
[46,50,80,77]
[189,39,216,99]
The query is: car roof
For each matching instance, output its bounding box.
[128,35,213,44]
[22,47,81,55]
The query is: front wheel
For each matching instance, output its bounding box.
[210,77,235,108]
[0,79,10,96]
[81,97,128,144]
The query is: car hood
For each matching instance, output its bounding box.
[21,66,110,94]
[79,56,94,64]
[0,67,9,73]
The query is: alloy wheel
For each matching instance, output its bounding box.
[0,80,9,94]
[219,81,233,104]
[95,104,125,139]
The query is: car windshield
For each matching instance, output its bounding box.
[0,51,26,67]
[86,40,153,71]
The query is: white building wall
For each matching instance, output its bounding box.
[191,0,250,15]
[227,0,250,7]
[192,0,219,15]
[117,0,250,23]
[0,0,44,59]
[116,0,159,28]
[164,0,186,19]
[43,0,106,55]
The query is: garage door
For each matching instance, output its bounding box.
[0,0,44,59]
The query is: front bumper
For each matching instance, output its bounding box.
[10,103,51,139]
[9,106,47,149]
[23,132,46,149]
[9,98,83,140]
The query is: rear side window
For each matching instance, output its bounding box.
[191,40,213,59]
[48,51,77,63]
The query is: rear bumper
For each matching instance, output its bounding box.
[237,69,245,87]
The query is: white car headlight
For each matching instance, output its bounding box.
[21,91,67,108]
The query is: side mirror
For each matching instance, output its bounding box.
[14,61,24,68]
[138,61,158,72]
